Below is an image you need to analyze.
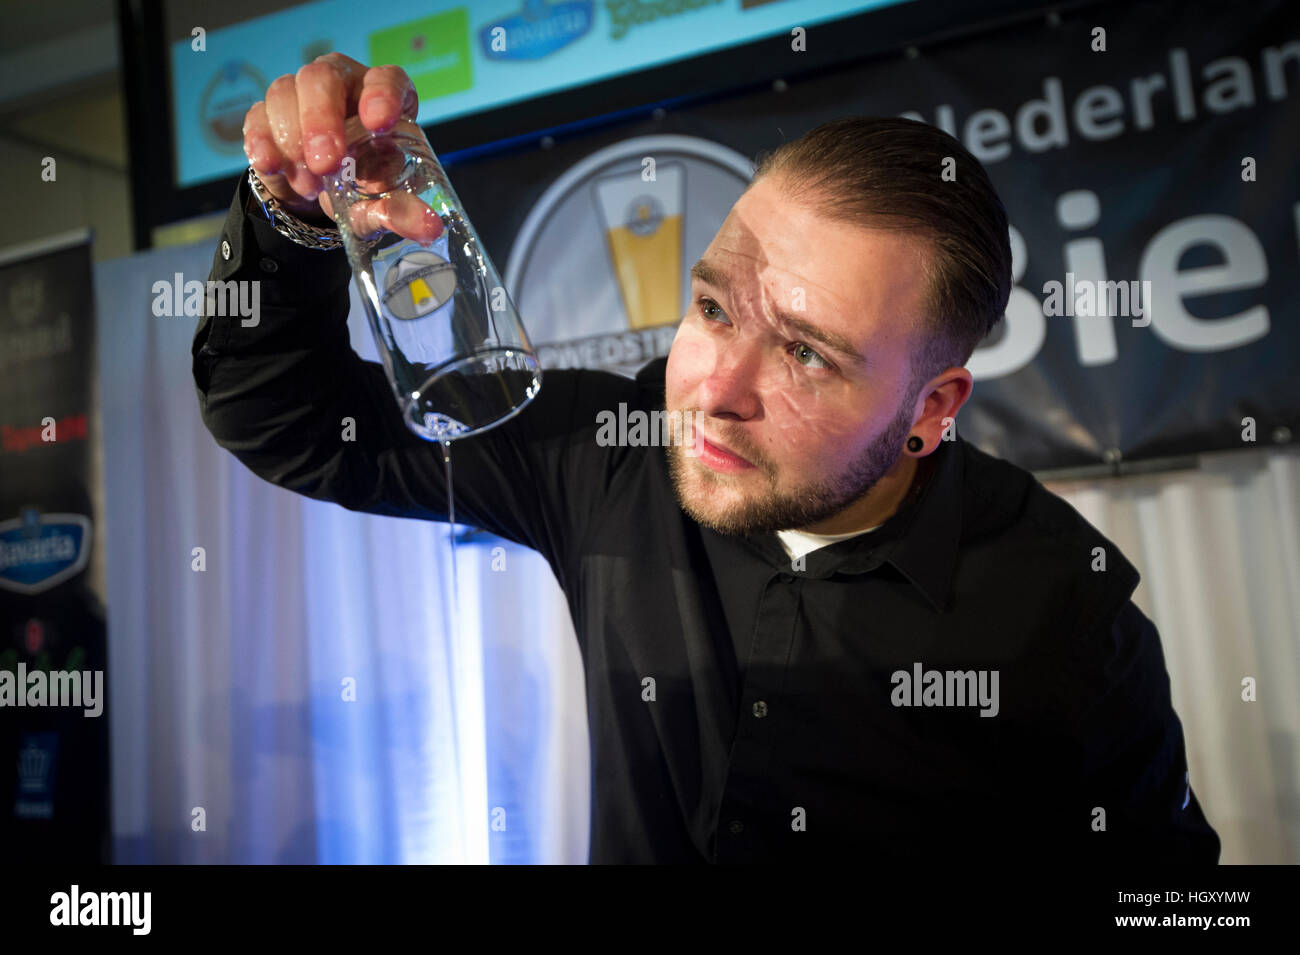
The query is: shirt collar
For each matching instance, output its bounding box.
[742,435,964,613]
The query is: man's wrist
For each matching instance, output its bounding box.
[245,167,346,250]
[284,202,332,227]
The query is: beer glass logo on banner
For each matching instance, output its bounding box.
[506,135,754,378]
[593,167,682,331]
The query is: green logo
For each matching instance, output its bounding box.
[369,8,472,102]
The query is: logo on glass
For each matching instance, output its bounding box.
[624,195,665,237]
[382,250,458,320]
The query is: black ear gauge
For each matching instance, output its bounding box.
[907,435,924,453]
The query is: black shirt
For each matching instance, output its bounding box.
[193,173,1221,865]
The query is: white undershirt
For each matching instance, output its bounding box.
[774,523,883,563]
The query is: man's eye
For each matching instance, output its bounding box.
[792,343,831,370]
[698,298,833,371]
[697,297,727,322]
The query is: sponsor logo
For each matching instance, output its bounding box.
[0,413,88,453]
[370,9,473,102]
[15,732,58,819]
[0,273,74,368]
[7,272,44,326]
[593,166,683,330]
[198,60,266,154]
[606,0,725,40]
[0,509,92,595]
[480,0,594,60]
[505,134,753,377]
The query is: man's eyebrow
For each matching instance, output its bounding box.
[689,259,868,367]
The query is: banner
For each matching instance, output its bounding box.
[445,0,1300,471]
[164,0,907,187]
[0,231,111,863]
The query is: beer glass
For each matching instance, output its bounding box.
[593,162,684,330]
[323,115,541,441]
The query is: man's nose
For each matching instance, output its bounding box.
[698,341,762,419]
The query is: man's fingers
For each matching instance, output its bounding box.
[240,54,423,222]
[312,52,368,113]
[383,192,444,244]
[264,75,302,164]
[296,61,349,175]
[243,101,282,175]
[347,193,444,245]
[264,74,324,201]
[359,64,419,132]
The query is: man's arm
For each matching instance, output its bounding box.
[192,172,630,576]
[1064,598,1221,864]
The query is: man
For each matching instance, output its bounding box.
[194,54,1220,864]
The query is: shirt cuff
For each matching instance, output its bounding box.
[201,171,354,353]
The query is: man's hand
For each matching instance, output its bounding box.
[241,53,442,244]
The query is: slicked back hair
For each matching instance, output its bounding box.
[750,116,1013,406]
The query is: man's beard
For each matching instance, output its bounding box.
[664,393,916,537]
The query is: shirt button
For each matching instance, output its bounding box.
[729,820,744,834]
[259,257,279,273]
[752,700,768,718]
[220,239,231,261]
[778,572,794,583]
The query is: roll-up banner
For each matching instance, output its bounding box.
[0,230,111,863]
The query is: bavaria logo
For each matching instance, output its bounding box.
[479,0,593,61]
[0,509,92,595]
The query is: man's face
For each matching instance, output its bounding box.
[664,173,931,536]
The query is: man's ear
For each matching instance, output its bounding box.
[909,368,973,451]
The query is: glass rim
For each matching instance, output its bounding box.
[407,348,544,441]
[328,116,435,202]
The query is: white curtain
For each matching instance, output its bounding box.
[96,238,588,863]
[1045,447,1300,864]
[95,236,1296,864]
